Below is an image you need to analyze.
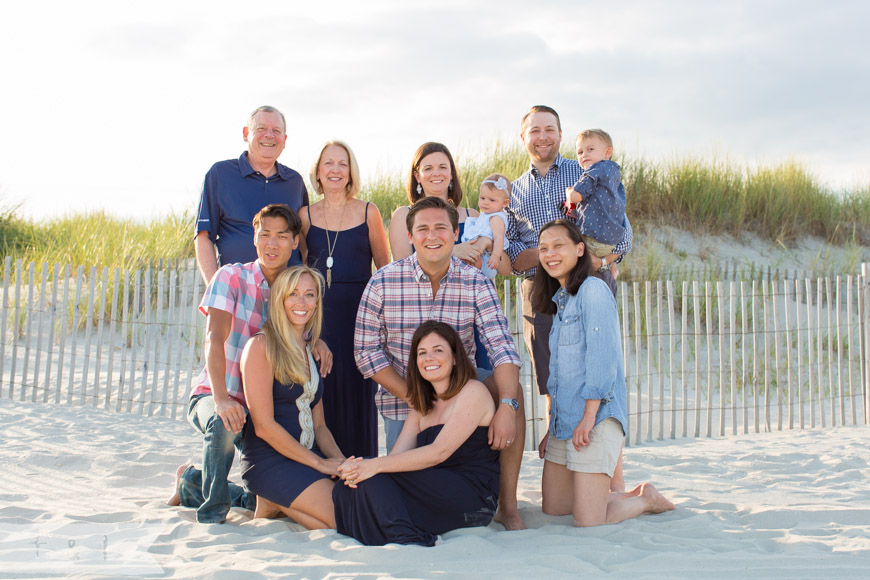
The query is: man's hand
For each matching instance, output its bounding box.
[488,404,517,451]
[214,397,246,434]
[572,414,596,450]
[452,241,482,266]
[311,339,333,377]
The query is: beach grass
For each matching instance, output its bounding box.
[2,142,868,272]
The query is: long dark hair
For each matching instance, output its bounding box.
[531,220,592,315]
[407,321,477,414]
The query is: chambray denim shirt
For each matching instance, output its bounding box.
[547,276,628,440]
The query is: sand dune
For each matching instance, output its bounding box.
[1,397,868,579]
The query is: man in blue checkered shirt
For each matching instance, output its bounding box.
[506,105,632,407]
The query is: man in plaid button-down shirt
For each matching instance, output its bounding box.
[355,196,527,530]
[169,204,333,524]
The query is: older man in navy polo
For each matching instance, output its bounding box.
[194,105,309,284]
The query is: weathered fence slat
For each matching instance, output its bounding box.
[128,270,141,414]
[656,280,664,441]
[10,259,24,400]
[22,262,35,401]
[92,267,108,407]
[105,268,120,411]
[667,280,676,440]
[43,264,60,404]
[55,265,71,404]
[633,282,642,445]
[32,264,48,403]
[67,266,84,406]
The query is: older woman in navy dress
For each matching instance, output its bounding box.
[301,141,389,458]
[240,266,345,529]
[333,321,500,546]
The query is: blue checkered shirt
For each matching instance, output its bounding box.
[507,154,632,277]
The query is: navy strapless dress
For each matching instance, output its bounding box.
[306,203,378,458]
[333,425,500,546]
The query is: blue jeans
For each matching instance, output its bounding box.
[383,415,404,454]
[181,394,255,523]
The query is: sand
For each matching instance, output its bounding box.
[1,397,868,579]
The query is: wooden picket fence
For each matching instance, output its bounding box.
[1,256,868,451]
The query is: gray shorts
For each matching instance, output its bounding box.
[545,417,624,477]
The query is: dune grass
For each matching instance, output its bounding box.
[2,142,868,272]
[0,210,192,271]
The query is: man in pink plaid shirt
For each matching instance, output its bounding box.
[168,204,332,524]
[354,196,527,530]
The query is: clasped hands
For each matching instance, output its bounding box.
[335,456,372,488]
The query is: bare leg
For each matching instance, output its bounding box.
[574,474,675,527]
[494,395,526,530]
[541,459,573,516]
[484,376,526,531]
[252,480,336,530]
[254,496,282,519]
[165,464,190,506]
[610,451,625,492]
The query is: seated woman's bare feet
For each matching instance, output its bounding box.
[494,509,526,531]
[165,464,189,506]
[254,496,282,519]
[640,483,676,514]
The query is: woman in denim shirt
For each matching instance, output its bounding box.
[531,220,674,527]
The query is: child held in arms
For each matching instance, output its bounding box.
[461,174,511,279]
[563,129,626,277]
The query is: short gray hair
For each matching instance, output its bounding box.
[248,105,286,133]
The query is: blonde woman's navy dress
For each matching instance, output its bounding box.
[333,425,500,546]
[240,353,330,507]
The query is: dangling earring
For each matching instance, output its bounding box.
[416,184,422,194]
[448,181,454,191]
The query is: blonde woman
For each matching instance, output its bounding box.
[301,140,389,458]
[240,266,344,529]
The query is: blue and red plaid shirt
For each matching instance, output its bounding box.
[354,255,522,421]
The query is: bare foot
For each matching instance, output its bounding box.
[165,464,189,506]
[640,483,676,514]
[254,496,282,519]
[494,509,527,531]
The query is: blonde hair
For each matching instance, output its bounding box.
[576,129,613,150]
[309,140,362,199]
[262,266,324,385]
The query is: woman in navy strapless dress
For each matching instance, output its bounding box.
[240,266,345,529]
[333,321,500,546]
[301,141,390,458]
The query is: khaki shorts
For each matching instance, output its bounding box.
[545,417,624,477]
[583,237,616,259]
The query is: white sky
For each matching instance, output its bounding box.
[1,0,868,221]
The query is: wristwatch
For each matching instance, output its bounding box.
[598,257,608,273]
[500,398,519,411]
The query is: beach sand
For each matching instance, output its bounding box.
[1,397,868,579]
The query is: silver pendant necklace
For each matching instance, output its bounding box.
[323,203,347,288]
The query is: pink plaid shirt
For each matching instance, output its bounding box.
[354,255,521,421]
[190,261,270,406]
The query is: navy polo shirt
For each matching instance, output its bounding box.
[195,151,309,266]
